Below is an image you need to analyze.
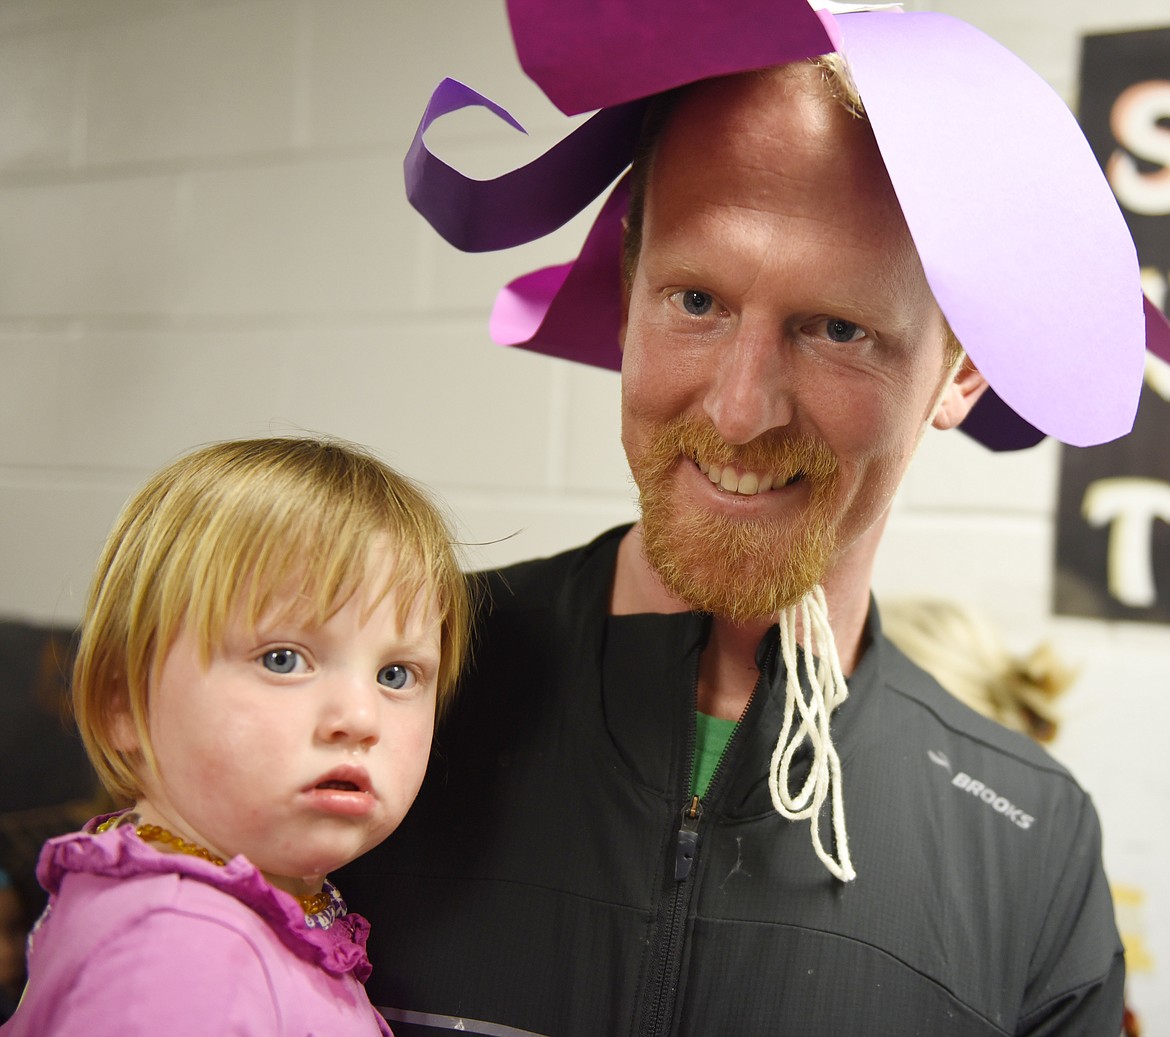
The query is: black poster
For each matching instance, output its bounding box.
[1054,26,1170,623]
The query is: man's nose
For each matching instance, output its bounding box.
[702,322,795,444]
[318,673,381,749]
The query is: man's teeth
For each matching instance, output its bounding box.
[696,459,785,496]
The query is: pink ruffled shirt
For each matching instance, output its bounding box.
[1,820,393,1036]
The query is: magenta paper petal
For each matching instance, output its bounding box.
[838,12,1145,447]
[1147,294,1170,366]
[490,177,631,369]
[404,78,646,252]
[505,0,833,116]
[489,263,572,347]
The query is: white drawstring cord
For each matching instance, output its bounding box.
[767,585,856,882]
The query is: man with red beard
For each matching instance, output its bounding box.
[340,4,1160,1034]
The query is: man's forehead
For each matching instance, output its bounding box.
[668,66,831,136]
[652,68,899,217]
[640,76,934,340]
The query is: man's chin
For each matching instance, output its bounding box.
[640,514,833,623]
[658,571,822,623]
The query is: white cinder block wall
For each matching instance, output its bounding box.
[1,0,1167,1024]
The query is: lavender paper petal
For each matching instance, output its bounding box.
[961,301,1167,450]
[490,177,631,369]
[404,78,647,252]
[506,0,834,116]
[839,12,1145,447]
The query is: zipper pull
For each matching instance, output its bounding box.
[674,795,702,881]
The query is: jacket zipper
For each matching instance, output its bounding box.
[638,634,778,1035]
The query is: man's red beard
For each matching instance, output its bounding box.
[629,417,841,623]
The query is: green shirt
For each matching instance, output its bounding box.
[691,711,738,797]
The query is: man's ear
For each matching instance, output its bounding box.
[932,357,990,430]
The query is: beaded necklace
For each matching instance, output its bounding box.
[95,813,345,927]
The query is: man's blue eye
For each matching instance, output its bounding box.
[262,649,300,674]
[378,664,414,690]
[826,318,861,343]
[681,290,713,316]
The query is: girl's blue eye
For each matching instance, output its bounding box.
[262,649,301,674]
[378,664,415,691]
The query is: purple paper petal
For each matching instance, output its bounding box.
[959,390,1046,452]
[506,0,834,116]
[838,11,1146,447]
[404,78,647,252]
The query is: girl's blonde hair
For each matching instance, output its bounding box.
[73,436,471,801]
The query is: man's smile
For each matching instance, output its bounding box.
[694,457,804,496]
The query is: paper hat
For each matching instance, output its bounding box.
[405,0,1169,450]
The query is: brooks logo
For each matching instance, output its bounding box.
[929,752,1036,830]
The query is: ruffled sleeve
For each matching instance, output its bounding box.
[38,818,374,980]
